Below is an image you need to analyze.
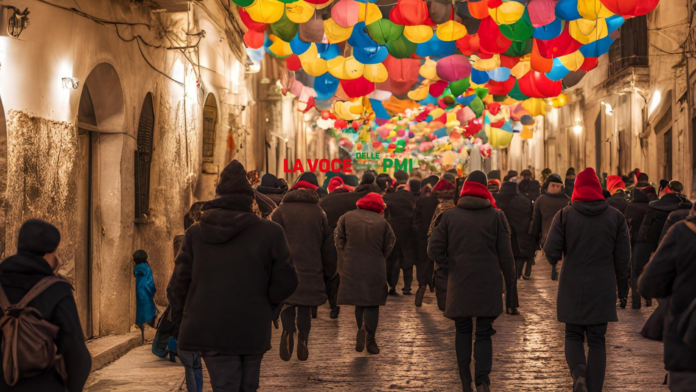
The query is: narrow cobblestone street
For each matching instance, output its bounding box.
[87,261,667,391]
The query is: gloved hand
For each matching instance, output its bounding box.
[620,297,627,309]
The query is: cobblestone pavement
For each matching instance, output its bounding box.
[88,259,668,391]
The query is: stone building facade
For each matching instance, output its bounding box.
[498,0,696,198]
[0,0,262,337]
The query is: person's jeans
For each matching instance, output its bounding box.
[355,306,379,336]
[565,323,608,392]
[455,317,497,389]
[201,352,264,392]
[179,350,203,392]
[281,306,312,341]
[152,330,172,358]
[401,266,414,292]
[515,258,527,279]
[387,244,402,290]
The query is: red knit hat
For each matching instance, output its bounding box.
[328,177,345,193]
[572,168,605,202]
[606,175,626,195]
[432,179,455,192]
[356,192,386,215]
[292,180,318,190]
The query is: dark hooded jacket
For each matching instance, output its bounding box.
[606,190,629,214]
[335,209,395,306]
[383,188,417,268]
[624,188,651,249]
[0,253,92,392]
[529,191,570,247]
[167,196,298,354]
[413,185,449,267]
[544,201,630,325]
[495,182,536,259]
[270,189,336,307]
[254,190,278,219]
[517,179,541,202]
[256,173,286,205]
[639,213,696,372]
[660,203,694,242]
[428,196,517,319]
[319,183,381,230]
[633,194,692,274]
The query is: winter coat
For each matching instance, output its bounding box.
[383,189,417,268]
[168,196,298,355]
[270,189,337,307]
[639,219,696,372]
[633,194,692,275]
[606,190,629,214]
[0,253,91,392]
[529,192,570,247]
[428,196,517,319]
[661,207,693,242]
[495,182,537,260]
[624,189,651,248]
[254,190,278,219]
[134,263,157,325]
[413,189,445,268]
[319,183,381,230]
[335,209,395,306]
[518,179,541,202]
[544,201,630,325]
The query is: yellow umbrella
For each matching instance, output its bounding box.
[488,2,525,25]
[246,0,285,24]
[568,18,608,44]
[267,34,293,58]
[473,54,501,72]
[403,25,434,44]
[408,85,430,101]
[419,58,440,81]
[363,63,388,83]
[286,0,315,23]
[436,20,467,42]
[328,56,348,79]
[343,56,365,80]
[358,2,382,25]
[324,18,353,43]
[510,60,531,79]
[558,51,585,71]
[577,0,614,20]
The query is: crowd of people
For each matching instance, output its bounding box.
[1,160,695,392]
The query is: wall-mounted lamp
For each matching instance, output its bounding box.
[573,124,583,135]
[62,77,79,90]
[600,101,613,116]
[2,6,30,38]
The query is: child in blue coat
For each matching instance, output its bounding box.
[134,250,157,333]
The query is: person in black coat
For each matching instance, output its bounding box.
[412,176,447,300]
[318,174,381,319]
[270,176,336,362]
[544,168,630,392]
[517,169,541,202]
[168,160,298,391]
[639,209,696,391]
[0,219,91,392]
[529,174,570,280]
[495,179,536,280]
[631,185,691,309]
[624,188,651,251]
[408,178,421,199]
[383,187,417,295]
[256,173,286,205]
[564,168,576,198]
[606,175,629,214]
[661,204,694,242]
[428,171,517,392]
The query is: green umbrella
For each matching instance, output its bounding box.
[270,11,298,43]
[499,11,533,43]
[386,34,417,59]
[449,77,470,97]
[367,18,405,45]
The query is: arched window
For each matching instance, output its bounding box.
[135,93,155,220]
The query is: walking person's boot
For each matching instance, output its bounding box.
[388,287,398,296]
[415,285,427,307]
[402,287,412,295]
[572,376,588,392]
[523,261,533,280]
[280,330,294,361]
[297,332,309,361]
[366,335,380,354]
[645,298,653,307]
[330,306,340,319]
[475,383,490,392]
[356,329,367,352]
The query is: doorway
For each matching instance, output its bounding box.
[75,63,125,338]
[193,93,218,202]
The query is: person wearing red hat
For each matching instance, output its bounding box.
[428,171,517,392]
[606,175,629,214]
[544,168,631,392]
[334,193,395,355]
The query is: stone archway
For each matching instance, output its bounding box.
[0,95,7,258]
[75,63,126,337]
[193,93,219,201]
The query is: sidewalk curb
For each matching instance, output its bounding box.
[87,329,156,372]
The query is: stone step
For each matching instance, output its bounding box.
[87,327,156,372]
